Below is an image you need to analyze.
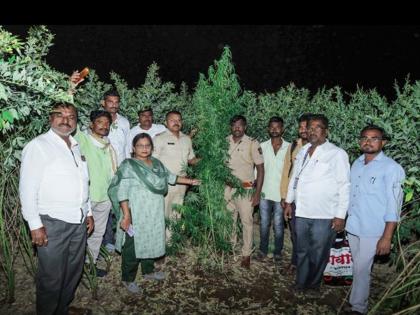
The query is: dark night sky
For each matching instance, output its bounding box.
[4,25,420,100]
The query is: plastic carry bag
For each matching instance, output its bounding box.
[323,232,353,286]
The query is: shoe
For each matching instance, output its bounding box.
[95,266,107,278]
[122,281,141,294]
[105,243,115,253]
[240,256,251,269]
[143,271,165,281]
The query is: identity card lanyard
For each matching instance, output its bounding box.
[292,148,311,190]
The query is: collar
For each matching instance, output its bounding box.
[229,134,250,144]
[88,129,111,148]
[165,130,185,139]
[48,128,78,149]
[137,123,154,131]
[358,151,385,163]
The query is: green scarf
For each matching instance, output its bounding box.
[108,157,170,219]
[127,157,169,195]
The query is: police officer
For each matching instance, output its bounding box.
[153,110,198,230]
[225,115,264,269]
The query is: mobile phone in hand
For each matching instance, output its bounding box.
[127,224,135,237]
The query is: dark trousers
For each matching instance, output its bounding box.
[121,234,155,282]
[295,217,336,289]
[259,199,284,256]
[36,215,87,315]
[102,212,115,246]
[289,203,298,266]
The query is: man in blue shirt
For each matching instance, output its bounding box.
[345,125,405,315]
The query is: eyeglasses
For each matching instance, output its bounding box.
[359,136,383,143]
[135,144,152,149]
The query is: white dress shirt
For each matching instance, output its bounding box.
[108,113,131,166]
[286,140,350,219]
[128,123,167,152]
[19,129,91,230]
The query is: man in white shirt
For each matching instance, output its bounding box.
[101,89,131,253]
[284,114,350,291]
[102,89,131,166]
[19,102,94,315]
[129,108,166,150]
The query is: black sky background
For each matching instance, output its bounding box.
[4,25,420,100]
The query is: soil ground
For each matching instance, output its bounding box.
[0,220,396,315]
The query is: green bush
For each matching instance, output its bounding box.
[0,26,418,312]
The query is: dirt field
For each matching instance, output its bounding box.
[0,223,396,315]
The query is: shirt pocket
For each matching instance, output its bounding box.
[361,175,382,195]
[309,160,330,178]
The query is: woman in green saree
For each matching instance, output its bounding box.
[108,133,199,294]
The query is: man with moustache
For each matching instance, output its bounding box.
[280,113,311,273]
[68,73,126,254]
[256,116,290,264]
[129,108,166,148]
[284,114,350,291]
[153,111,198,231]
[345,125,405,315]
[225,115,264,269]
[75,110,117,277]
[100,89,131,253]
[19,102,94,314]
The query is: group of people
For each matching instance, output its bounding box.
[19,71,405,315]
[228,113,405,315]
[19,72,200,314]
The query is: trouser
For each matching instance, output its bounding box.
[259,199,284,256]
[36,215,87,315]
[121,234,155,282]
[295,217,336,289]
[164,184,187,240]
[86,200,111,263]
[348,233,379,314]
[289,203,297,266]
[224,186,254,257]
[102,212,115,246]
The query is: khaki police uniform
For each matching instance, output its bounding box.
[225,134,264,257]
[153,130,195,220]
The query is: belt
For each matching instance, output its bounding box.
[242,181,254,189]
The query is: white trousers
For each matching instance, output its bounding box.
[348,233,380,314]
[87,200,112,263]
